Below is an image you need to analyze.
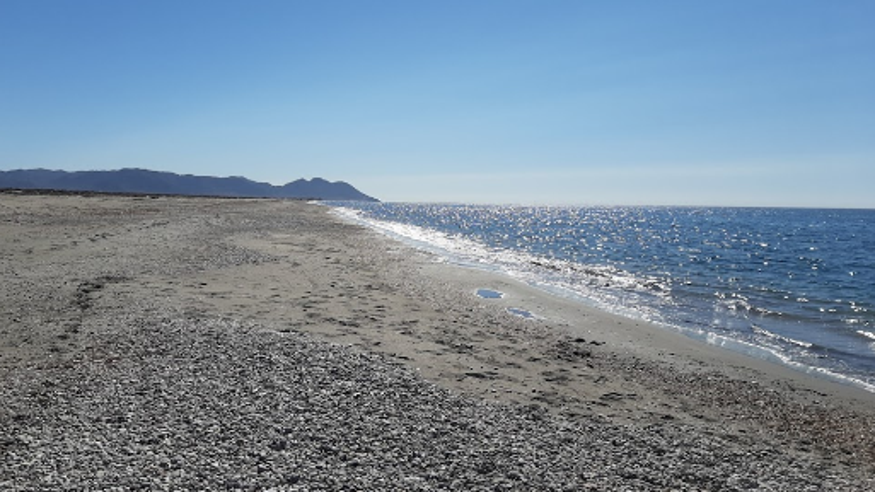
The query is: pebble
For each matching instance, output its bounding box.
[1,315,869,490]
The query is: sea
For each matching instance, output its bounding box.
[328,203,875,393]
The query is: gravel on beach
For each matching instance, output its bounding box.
[3,314,858,491]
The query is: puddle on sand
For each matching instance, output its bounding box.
[476,288,504,299]
[476,289,538,319]
[507,307,537,319]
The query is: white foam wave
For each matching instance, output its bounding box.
[715,293,777,317]
[751,325,813,349]
[332,206,492,265]
[700,330,875,394]
[333,206,666,299]
[857,330,875,341]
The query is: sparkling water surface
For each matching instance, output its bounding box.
[330,203,875,392]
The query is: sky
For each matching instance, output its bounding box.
[1,1,873,207]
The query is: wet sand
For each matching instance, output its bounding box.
[1,192,873,490]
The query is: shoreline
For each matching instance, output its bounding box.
[423,259,875,406]
[2,194,873,489]
[327,203,875,413]
[331,204,875,398]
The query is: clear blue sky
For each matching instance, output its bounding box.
[2,1,873,207]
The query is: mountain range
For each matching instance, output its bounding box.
[0,168,378,201]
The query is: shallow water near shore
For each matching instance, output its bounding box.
[331,203,875,393]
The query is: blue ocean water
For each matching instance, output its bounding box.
[330,203,875,392]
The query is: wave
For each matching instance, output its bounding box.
[857,330,875,341]
[332,206,493,265]
[714,293,779,318]
[334,205,670,299]
[699,329,875,394]
[751,325,814,349]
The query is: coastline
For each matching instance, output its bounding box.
[332,203,875,396]
[1,193,873,490]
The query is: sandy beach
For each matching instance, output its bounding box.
[1,192,873,490]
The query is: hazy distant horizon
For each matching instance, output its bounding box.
[4,165,874,210]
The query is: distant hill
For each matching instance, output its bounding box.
[0,168,378,201]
